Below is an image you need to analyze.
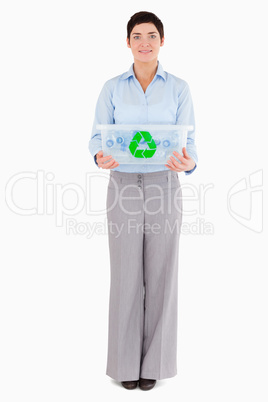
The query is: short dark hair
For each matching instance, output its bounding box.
[127,11,164,41]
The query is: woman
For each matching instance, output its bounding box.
[88,11,197,391]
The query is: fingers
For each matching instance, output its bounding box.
[182,147,189,159]
[107,160,119,169]
[169,155,184,170]
[166,158,184,172]
[98,154,119,169]
[100,154,113,162]
[166,151,186,172]
[165,164,176,171]
[172,151,186,163]
[166,148,195,172]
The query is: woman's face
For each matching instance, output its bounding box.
[126,23,164,64]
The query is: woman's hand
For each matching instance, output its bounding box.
[96,150,119,169]
[165,147,195,173]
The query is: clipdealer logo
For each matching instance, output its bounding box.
[5,169,263,236]
[5,170,215,236]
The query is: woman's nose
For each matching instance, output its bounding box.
[140,40,150,47]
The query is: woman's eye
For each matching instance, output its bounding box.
[150,35,156,39]
[134,36,140,40]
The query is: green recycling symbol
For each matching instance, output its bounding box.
[129,131,157,158]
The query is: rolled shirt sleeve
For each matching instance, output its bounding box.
[176,83,198,175]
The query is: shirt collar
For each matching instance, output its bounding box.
[120,60,166,81]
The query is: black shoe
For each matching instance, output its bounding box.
[121,380,138,390]
[139,378,157,391]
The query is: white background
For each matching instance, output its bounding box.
[0,0,267,401]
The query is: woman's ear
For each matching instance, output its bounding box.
[160,36,165,47]
[126,37,131,48]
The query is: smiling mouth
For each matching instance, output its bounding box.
[139,50,152,53]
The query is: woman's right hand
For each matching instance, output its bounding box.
[96,150,119,169]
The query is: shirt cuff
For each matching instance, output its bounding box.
[94,153,100,168]
[185,163,197,175]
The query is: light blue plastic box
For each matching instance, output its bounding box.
[97,124,193,164]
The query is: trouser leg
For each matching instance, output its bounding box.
[140,184,182,380]
[105,185,144,382]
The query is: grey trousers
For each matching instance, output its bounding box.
[105,169,182,381]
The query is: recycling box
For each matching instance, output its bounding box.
[97,124,194,164]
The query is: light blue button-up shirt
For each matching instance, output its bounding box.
[88,61,197,174]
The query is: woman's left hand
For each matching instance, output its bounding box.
[165,147,196,172]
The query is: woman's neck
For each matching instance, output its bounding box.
[133,59,158,83]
